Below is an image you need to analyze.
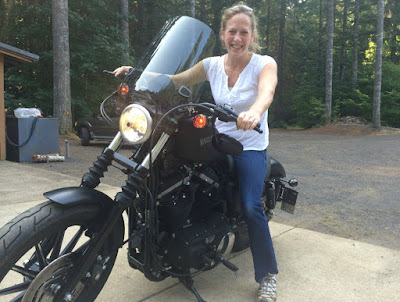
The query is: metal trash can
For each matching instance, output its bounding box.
[6,117,59,162]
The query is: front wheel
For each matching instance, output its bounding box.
[0,201,124,302]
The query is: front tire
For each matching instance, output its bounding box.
[0,201,124,302]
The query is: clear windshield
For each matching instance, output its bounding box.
[122,16,215,120]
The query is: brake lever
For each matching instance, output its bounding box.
[103,70,128,78]
[103,70,115,75]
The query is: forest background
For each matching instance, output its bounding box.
[0,0,399,131]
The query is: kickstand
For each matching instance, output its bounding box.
[179,276,206,302]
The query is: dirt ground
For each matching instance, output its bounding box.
[24,120,400,251]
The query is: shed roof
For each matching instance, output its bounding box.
[0,42,40,67]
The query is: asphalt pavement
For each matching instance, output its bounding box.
[0,160,399,302]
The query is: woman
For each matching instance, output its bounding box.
[114,4,278,301]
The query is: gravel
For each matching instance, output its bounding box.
[23,127,400,251]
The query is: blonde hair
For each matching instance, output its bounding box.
[220,2,261,53]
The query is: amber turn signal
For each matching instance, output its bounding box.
[193,114,208,128]
[118,84,130,96]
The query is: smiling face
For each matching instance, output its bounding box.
[220,13,254,57]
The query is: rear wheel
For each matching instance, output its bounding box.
[80,127,90,146]
[0,201,124,302]
[232,222,249,252]
[232,212,272,253]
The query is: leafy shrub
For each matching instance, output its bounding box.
[333,90,372,121]
[294,96,325,128]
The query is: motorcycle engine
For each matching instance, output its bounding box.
[156,164,235,270]
[157,165,222,233]
[164,212,234,270]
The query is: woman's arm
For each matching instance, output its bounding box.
[170,61,207,87]
[237,59,278,131]
[113,61,207,88]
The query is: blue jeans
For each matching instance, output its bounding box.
[234,150,278,283]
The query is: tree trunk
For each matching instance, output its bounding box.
[211,1,223,55]
[373,0,384,129]
[199,0,206,22]
[189,0,195,17]
[274,0,286,124]
[265,0,271,52]
[325,0,334,125]
[351,0,360,96]
[52,0,72,135]
[339,0,348,82]
[318,0,324,88]
[388,0,399,64]
[119,0,129,61]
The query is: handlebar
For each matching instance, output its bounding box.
[201,103,263,134]
[103,68,143,78]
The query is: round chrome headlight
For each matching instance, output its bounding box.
[119,104,152,144]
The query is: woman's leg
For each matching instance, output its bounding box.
[234,150,278,283]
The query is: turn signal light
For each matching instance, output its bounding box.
[118,84,130,96]
[193,114,208,128]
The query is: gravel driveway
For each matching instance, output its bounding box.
[24,125,400,251]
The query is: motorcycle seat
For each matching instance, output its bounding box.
[222,154,285,181]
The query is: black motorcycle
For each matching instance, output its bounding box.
[0,16,298,302]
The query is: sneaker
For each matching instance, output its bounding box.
[257,273,277,302]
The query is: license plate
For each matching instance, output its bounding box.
[280,187,298,214]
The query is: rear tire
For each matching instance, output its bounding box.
[80,127,90,146]
[0,201,124,302]
[232,212,272,253]
[232,223,249,252]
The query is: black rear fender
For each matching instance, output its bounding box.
[267,156,286,179]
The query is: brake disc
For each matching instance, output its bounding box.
[22,254,85,302]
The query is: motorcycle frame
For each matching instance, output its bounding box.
[46,103,297,300]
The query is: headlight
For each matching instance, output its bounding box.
[119,104,152,144]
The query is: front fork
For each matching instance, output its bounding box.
[57,131,171,301]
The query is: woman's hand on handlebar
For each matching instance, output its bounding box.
[237,110,261,131]
[113,66,133,77]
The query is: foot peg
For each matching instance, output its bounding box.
[217,255,238,272]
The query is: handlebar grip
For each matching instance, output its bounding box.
[254,124,263,134]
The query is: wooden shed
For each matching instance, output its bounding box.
[0,42,39,160]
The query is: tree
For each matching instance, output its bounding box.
[373,0,384,128]
[52,0,72,134]
[189,0,195,17]
[265,0,272,51]
[318,0,324,88]
[211,1,225,55]
[339,0,348,82]
[274,0,287,124]
[325,0,334,124]
[351,0,360,95]
[119,0,129,61]
[199,0,207,22]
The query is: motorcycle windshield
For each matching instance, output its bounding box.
[123,16,215,119]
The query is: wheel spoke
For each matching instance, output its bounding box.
[23,236,54,269]
[50,232,65,261]
[11,265,37,279]
[0,281,30,295]
[10,291,25,302]
[61,227,85,255]
[35,243,47,269]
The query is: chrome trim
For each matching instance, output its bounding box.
[108,131,124,151]
[217,232,235,257]
[141,133,170,170]
[156,176,192,199]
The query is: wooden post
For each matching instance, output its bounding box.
[0,54,5,160]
